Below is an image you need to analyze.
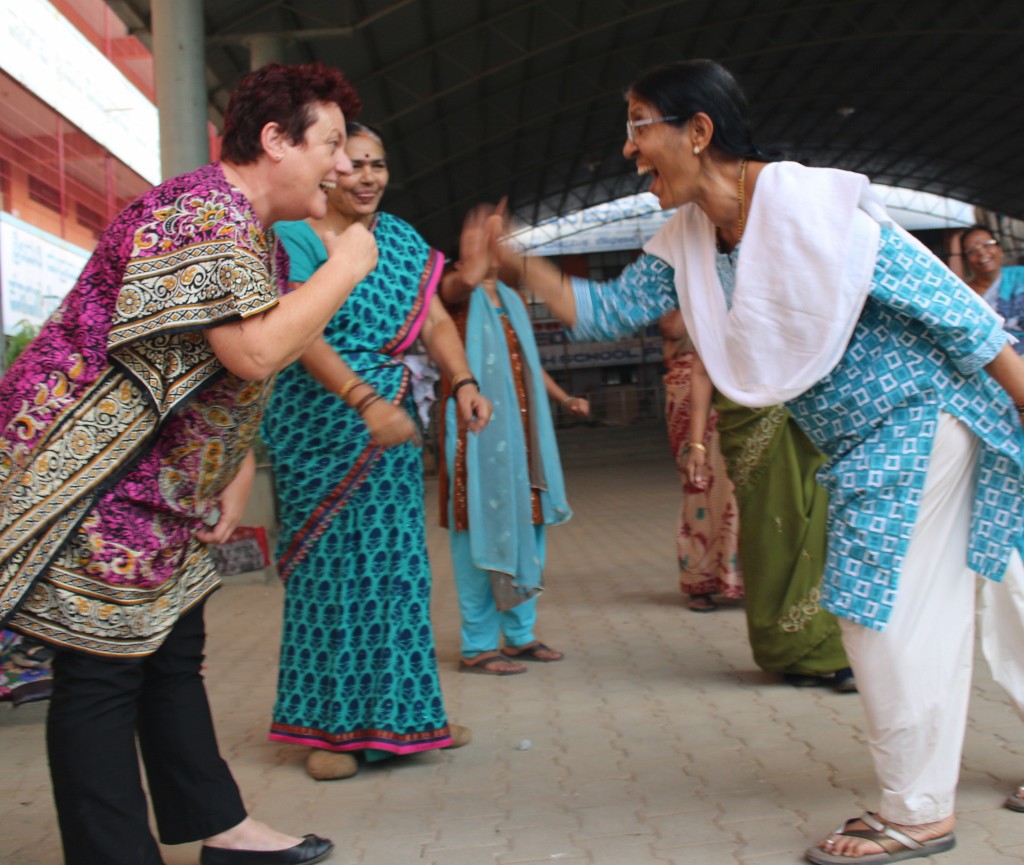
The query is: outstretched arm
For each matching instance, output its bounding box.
[499,250,579,328]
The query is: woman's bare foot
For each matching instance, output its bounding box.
[815,813,955,859]
[460,651,528,675]
[204,816,303,852]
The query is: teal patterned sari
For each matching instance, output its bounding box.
[263,213,453,755]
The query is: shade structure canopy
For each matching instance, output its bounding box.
[105,0,1024,252]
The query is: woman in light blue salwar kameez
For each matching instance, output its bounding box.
[961,223,1024,352]
[498,59,1024,865]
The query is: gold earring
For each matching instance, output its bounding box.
[693,145,700,155]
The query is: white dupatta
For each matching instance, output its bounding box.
[644,162,889,407]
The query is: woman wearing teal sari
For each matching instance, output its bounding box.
[262,124,491,781]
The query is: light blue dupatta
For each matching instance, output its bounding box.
[461,281,571,598]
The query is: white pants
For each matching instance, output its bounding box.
[840,413,1024,824]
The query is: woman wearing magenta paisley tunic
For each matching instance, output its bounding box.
[0,63,377,865]
[497,59,1024,865]
[263,124,492,782]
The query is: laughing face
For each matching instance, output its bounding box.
[623,94,696,210]
[328,132,389,224]
[276,101,352,222]
[962,228,1003,280]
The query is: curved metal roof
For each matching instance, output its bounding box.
[108,0,1024,252]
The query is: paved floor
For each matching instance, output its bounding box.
[4,457,1024,865]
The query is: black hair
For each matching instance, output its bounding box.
[346,121,385,147]
[959,223,998,248]
[628,59,777,162]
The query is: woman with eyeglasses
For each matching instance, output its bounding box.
[492,58,1024,865]
[959,224,1024,352]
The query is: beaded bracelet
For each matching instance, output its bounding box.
[687,441,707,453]
[354,390,382,415]
[356,393,385,416]
[452,377,480,397]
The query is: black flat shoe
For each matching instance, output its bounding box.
[200,834,334,865]
[782,672,828,688]
[832,666,858,693]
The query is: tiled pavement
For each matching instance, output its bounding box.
[4,455,1024,864]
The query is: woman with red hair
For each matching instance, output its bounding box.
[0,62,373,865]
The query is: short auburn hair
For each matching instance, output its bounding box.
[220,62,361,165]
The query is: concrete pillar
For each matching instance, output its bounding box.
[152,0,208,179]
[247,35,287,70]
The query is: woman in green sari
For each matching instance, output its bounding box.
[708,395,853,688]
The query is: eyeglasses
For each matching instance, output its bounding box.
[964,238,1000,257]
[626,115,680,144]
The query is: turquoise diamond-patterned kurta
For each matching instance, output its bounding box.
[262,213,453,754]
[570,226,1024,632]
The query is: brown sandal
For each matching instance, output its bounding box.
[687,594,717,613]
[501,641,564,662]
[459,652,527,676]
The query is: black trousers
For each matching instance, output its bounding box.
[46,602,248,865]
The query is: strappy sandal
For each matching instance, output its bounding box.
[805,812,955,864]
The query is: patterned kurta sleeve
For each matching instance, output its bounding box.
[105,174,282,415]
[869,227,1008,376]
[568,253,678,342]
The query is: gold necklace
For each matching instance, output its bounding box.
[736,158,748,241]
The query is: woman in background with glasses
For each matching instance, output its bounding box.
[958,224,1024,352]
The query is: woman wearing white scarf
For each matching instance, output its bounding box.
[499,59,1024,865]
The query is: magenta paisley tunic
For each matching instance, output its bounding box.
[0,163,286,657]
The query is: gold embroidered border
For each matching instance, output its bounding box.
[729,405,788,493]
[777,586,824,633]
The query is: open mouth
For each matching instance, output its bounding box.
[320,180,337,191]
